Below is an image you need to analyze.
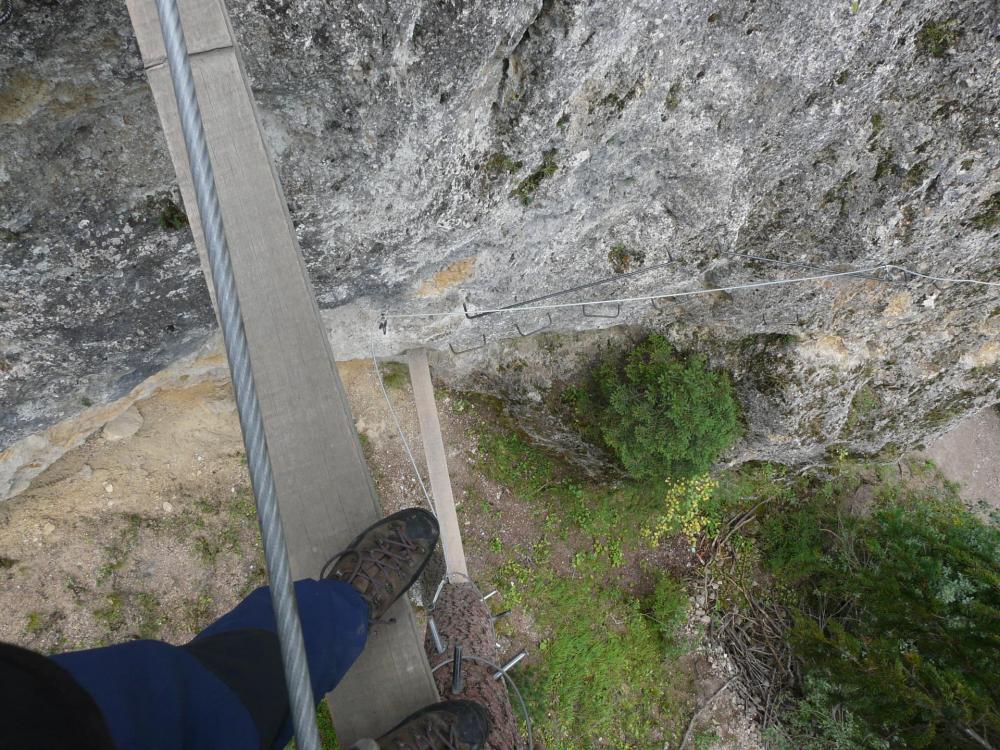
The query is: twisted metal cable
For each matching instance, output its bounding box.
[0,0,13,26]
[152,0,320,746]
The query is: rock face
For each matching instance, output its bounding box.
[2,0,999,464]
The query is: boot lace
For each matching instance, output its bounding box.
[322,525,420,608]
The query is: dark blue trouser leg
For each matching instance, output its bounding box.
[52,579,369,750]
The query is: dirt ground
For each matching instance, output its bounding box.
[921,404,1000,515]
[0,357,759,748]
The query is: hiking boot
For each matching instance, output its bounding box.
[374,700,490,750]
[322,508,439,621]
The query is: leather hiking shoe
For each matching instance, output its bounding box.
[321,508,439,621]
[375,700,490,750]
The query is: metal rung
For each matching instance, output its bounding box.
[451,643,464,694]
[514,312,553,337]
[492,650,528,680]
[581,302,621,318]
[448,333,487,355]
[429,617,445,655]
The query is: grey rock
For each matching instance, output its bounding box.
[102,405,144,442]
[1,0,999,470]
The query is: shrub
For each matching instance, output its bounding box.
[589,334,741,480]
[765,676,889,750]
[764,491,1000,749]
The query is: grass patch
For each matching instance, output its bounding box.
[194,536,224,565]
[844,383,878,434]
[511,149,558,205]
[0,555,18,570]
[475,417,695,748]
[379,361,409,390]
[93,593,126,634]
[135,592,166,639]
[183,592,215,634]
[25,611,47,635]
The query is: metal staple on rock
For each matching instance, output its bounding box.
[152,0,320,747]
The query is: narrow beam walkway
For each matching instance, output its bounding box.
[407,349,467,578]
[123,0,437,741]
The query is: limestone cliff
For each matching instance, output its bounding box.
[2,0,998,471]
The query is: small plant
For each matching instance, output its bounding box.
[25,611,47,635]
[0,556,17,570]
[664,82,681,110]
[183,592,215,633]
[481,151,523,177]
[868,112,884,139]
[135,592,165,639]
[511,149,558,205]
[194,536,223,565]
[695,729,721,750]
[916,18,960,58]
[451,397,472,413]
[379,361,409,390]
[643,475,720,549]
[970,191,1000,230]
[587,334,741,480]
[93,593,125,633]
[157,199,189,231]
[844,383,878,433]
[607,242,645,273]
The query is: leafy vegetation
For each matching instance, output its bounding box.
[747,462,1000,749]
[475,420,694,748]
[765,676,889,750]
[157,198,189,231]
[579,334,741,480]
[378,361,409,390]
[607,242,645,273]
[511,149,558,205]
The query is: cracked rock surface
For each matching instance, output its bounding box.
[2,0,999,464]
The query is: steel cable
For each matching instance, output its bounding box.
[152,0,320,746]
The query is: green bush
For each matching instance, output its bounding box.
[764,491,1000,749]
[588,334,741,480]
